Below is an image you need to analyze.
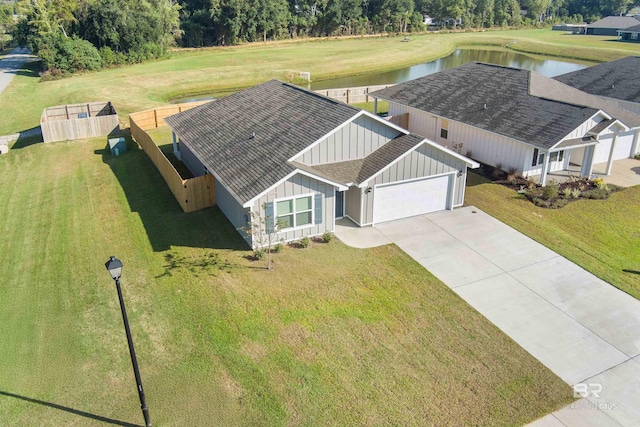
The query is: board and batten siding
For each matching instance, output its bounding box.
[560,115,603,141]
[253,173,335,244]
[345,187,362,225]
[360,143,467,225]
[180,141,208,177]
[389,103,532,175]
[294,115,402,165]
[216,181,251,245]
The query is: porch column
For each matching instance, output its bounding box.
[172,132,181,161]
[631,129,640,158]
[374,98,378,115]
[581,145,595,177]
[605,132,618,175]
[539,151,550,186]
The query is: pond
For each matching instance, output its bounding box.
[310,48,592,90]
[171,48,593,103]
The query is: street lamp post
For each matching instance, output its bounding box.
[105,256,152,427]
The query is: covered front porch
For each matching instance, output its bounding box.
[531,158,640,187]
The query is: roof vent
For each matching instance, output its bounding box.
[483,103,487,109]
[611,84,615,89]
[251,132,256,139]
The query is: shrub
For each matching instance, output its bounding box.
[541,181,559,200]
[526,177,537,189]
[571,189,581,199]
[635,153,640,160]
[492,163,504,179]
[299,236,310,248]
[562,187,572,198]
[253,249,265,260]
[272,243,284,253]
[583,188,609,199]
[507,167,518,183]
[593,178,608,191]
[322,231,333,243]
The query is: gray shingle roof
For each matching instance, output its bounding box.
[619,23,640,32]
[301,133,426,185]
[165,80,360,204]
[554,56,640,104]
[370,62,600,150]
[587,16,640,29]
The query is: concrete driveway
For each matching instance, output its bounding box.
[335,208,640,426]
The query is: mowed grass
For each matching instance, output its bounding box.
[3,29,640,135]
[0,139,573,426]
[465,172,640,300]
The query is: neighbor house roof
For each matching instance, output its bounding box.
[587,16,640,29]
[165,80,361,204]
[619,23,640,32]
[554,56,640,104]
[370,62,602,150]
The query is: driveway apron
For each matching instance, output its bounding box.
[365,207,640,426]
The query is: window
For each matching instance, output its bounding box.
[550,151,558,162]
[532,148,539,166]
[276,195,313,229]
[440,119,449,139]
[538,152,545,165]
[558,150,564,162]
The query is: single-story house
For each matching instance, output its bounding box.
[164,80,478,247]
[618,23,640,41]
[555,56,640,114]
[585,16,640,36]
[371,62,640,186]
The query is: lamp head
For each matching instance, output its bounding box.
[105,256,123,280]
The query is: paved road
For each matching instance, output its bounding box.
[336,207,640,426]
[0,47,32,95]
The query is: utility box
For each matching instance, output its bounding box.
[108,136,127,156]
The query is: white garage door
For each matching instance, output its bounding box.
[373,175,451,224]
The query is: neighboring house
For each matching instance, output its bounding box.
[371,62,640,186]
[585,16,640,36]
[165,80,478,247]
[423,15,433,25]
[555,56,640,114]
[617,24,640,42]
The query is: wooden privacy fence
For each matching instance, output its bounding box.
[41,101,120,143]
[314,84,396,104]
[129,102,215,213]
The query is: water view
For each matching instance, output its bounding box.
[171,48,592,103]
[310,48,591,90]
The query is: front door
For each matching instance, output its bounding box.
[335,190,344,218]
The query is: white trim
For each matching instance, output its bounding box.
[358,139,477,188]
[345,214,362,226]
[297,169,349,191]
[287,109,410,163]
[287,111,364,162]
[242,169,346,208]
[273,193,315,232]
[374,171,456,189]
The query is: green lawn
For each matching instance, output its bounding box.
[0,138,573,425]
[3,29,640,135]
[465,172,640,300]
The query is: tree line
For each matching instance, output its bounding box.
[6,0,638,75]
